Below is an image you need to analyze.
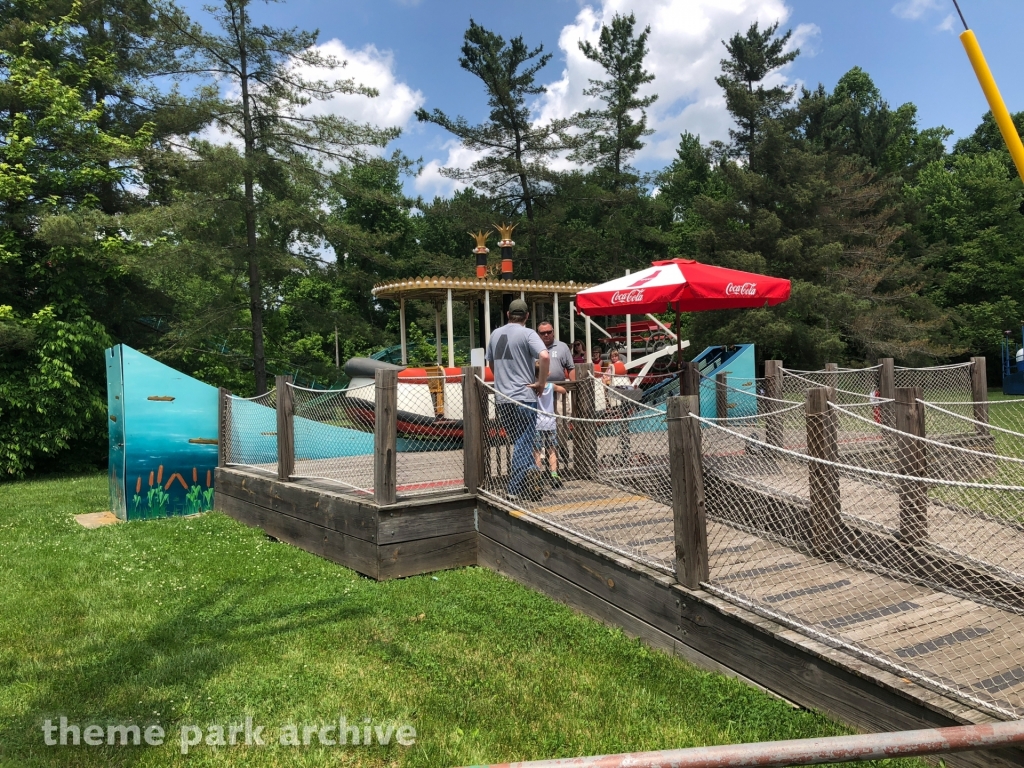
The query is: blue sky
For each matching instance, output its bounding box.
[180,0,1024,199]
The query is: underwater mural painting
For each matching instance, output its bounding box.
[106,345,218,520]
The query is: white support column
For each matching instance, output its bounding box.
[484,290,491,347]
[625,269,632,365]
[569,300,575,345]
[585,311,592,361]
[399,297,407,365]
[553,293,560,341]
[434,302,442,366]
[446,288,455,369]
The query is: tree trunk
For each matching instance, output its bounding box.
[512,126,541,279]
[237,2,267,395]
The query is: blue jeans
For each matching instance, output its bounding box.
[497,401,537,496]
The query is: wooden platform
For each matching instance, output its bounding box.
[215,468,476,580]
[213,466,1024,767]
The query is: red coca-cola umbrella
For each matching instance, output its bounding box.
[574,258,791,359]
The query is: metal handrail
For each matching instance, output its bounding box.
[460,720,1024,768]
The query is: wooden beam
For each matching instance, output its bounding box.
[825,362,839,392]
[217,387,230,468]
[971,356,989,434]
[461,366,484,494]
[679,361,700,398]
[374,368,398,505]
[667,395,709,589]
[806,386,841,555]
[879,358,895,429]
[716,372,728,419]
[764,360,783,447]
[895,386,928,545]
[275,375,294,482]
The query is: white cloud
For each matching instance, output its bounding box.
[936,13,957,32]
[535,0,811,164]
[198,40,424,152]
[891,0,942,21]
[292,40,424,132]
[413,141,484,199]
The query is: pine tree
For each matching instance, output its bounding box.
[159,0,398,393]
[572,12,657,188]
[415,20,571,279]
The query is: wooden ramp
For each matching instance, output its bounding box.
[214,466,1024,768]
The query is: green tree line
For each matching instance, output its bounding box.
[1,3,1022,477]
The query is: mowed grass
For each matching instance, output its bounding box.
[0,474,932,768]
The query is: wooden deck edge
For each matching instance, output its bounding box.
[215,473,477,581]
[478,502,1024,768]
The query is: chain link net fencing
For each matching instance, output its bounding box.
[223,390,278,474]
[781,367,881,405]
[393,370,466,496]
[700,398,1024,719]
[289,382,375,495]
[478,375,677,573]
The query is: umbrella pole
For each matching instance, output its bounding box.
[675,307,681,368]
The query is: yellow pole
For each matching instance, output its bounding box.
[959,29,1024,184]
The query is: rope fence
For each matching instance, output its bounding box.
[218,356,1024,718]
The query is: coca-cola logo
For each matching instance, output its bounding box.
[725,282,757,297]
[611,289,645,304]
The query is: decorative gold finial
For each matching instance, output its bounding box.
[468,230,491,253]
[493,222,517,247]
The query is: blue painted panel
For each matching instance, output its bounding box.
[108,345,219,520]
[294,417,374,459]
[694,344,756,419]
[106,346,127,520]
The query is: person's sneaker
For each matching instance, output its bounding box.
[549,472,563,489]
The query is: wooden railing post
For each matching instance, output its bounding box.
[668,394,709,589]
[573,363,596,480]
[275,375,294,481]
[806,387,841,555]
[374,368,398,505]
[971,356,989,434]
[679,361,700,401]
[879,358,895,430]
[461,366,484,494]
[825,362,839,392]
[764,360,783,447]
[218,387,230,468]
[895,386,927,545]
[715,371,728,419]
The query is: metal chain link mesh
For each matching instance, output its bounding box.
[224,390,277,474]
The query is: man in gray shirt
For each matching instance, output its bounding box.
[537,321,575,383]
[486,300,549,499]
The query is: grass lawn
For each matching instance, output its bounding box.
[0,474,934,768]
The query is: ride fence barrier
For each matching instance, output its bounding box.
[701,388,1024,719]
[222,370,467,500]
[222,389,278,474]
[476,372,678,573]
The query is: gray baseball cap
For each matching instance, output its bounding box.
[508,299,529,315]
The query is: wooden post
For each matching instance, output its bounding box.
[374,368,398,505]
[764,360,783,447]
[806,387,841,555]
[879,358,895,429]
[679,361,700,399]
[895,386,927,545]
[461,367,484,494]
[217,387,230,468]
[574,363,596,480]
[825,362,839,392]
[715,372,728,419]
[971,356,989,434]
[275,375,294,482]
[668,395,709,589]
